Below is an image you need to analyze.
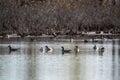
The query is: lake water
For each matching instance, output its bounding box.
[0,39,120,80]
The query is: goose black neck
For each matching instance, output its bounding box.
[8,46,12,52]
[61,47,64,50]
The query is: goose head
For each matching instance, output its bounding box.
[93,45,97,49]
[45,46,49,50]
[61,46,64,50]
[61,46,64,48]
[45,46,49,48]
[75,46,78,48]
[101,47,105,51]
[8,45,11,47]
[8,45,11,49]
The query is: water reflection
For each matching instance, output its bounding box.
[118,40,120,55]
[0,40,120,80]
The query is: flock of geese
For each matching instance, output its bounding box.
[8,45,106,54]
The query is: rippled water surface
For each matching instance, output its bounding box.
[0,39,120,80]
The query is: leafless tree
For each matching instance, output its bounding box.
[0,0,120,35]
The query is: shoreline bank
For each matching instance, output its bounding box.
[0,34,120,42]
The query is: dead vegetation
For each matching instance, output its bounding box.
[0,0,120,35]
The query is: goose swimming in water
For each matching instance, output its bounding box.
[74,46,80,53]
[8,45,19,52]
[61,46,72,55]
[93,45,106,52]
[93,45,99,51]
[99,47,106,52]
[45,46,53,52]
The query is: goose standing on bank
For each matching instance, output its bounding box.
[61,46,72,55]
[8,45,19,53]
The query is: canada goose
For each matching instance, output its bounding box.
[99,47,105,52]
[74,46,80,53]
[45,46,53,52]
[8,45,19,52]
[61,46,72,54]
[93,45,99,51]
